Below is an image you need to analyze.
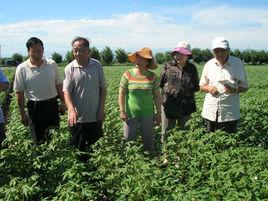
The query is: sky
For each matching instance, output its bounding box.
[0,0,268,58]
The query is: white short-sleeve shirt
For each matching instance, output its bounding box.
[199,56,249,122]
[14,58,62,101]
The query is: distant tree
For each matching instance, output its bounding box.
[258,50,268,64]
[101,46,114,65]
[90,46,101,61]
[115,48,128,63]
[64,50,74,63]
[242,50,251,63]
[164,51,172,62]
[249,50,260,65]
[230,49,243,60]
[155,52,165,64]
[192,48,202,63]
[0,58,4,65]
[202,49,213,62]
[12,53,23,65]
[23,56,28,61]
[51,52,62,64]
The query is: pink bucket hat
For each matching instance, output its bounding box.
[172,41,192,56]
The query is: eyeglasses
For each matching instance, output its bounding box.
[73,47,88,54]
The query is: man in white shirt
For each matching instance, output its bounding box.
[14,37,64,145]
[199,37,249,133]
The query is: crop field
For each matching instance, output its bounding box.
[0,64,267,200]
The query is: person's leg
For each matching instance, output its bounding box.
[69,123,86,151]
[0,123,5,147]
[177,114,191,130]
[124,118,139,142]
[27,101,46,145]
[161,106,176,143]
[203,118,217,132]
[69,123,93,162]
[42,98,60,141]
[86,121,103,147]
[139,116,155,151]
[218,120,238,133]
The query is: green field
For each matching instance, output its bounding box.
[0,65,267,200]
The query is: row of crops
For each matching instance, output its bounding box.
[0,65,267,200]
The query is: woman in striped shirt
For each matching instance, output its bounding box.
[118,47,161,152]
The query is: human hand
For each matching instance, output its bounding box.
[98,110,106,123]
[154,113,161,126]
[208,85,219,95]
[120,111,127,121]
[68,109,78,126]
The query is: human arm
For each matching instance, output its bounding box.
[192,65,200,92]
[200,84,219,95]
[63,91,78,126]
[199,64,218,95]
[118,87,127,121]
[153,89,161,126]
[224,85,248,94]
[225,61,249,94]
[98,86,106,123]
[15,91,29,126]
[0,69,9,92]
[56,83,66,114]
[0,82,9,92]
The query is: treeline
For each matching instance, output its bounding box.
[1,47,268,66]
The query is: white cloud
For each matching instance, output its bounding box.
[0,9,267,57]
[192,5,268,28]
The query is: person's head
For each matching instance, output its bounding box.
[26,37,44,61]
[212,37,230,65]
[171,41,192,64]
[71,36,90,65]
[128,47,157,70]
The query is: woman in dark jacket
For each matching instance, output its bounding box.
[160,41,199,143]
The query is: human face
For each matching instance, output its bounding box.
[135,54,149,68]
[213,48,229,65]
[173,52,188,65]
[72,40,90,65]
[28,44,44,62]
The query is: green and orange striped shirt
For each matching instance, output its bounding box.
[120,68,159,118]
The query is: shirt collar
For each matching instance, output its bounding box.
[214,55,231,68]
[27,58,46,68]
[73,58,91,68]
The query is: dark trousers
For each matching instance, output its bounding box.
[27,97,59,145]
[0,123,5,147]
[203,118,238,133]
[69,121,103,152]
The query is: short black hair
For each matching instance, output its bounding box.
[26,37,44,50]
[71,36,90,48]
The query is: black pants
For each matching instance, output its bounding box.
[0,123,5,147]
[203,118,238,133]
[27,97,59,145]
[69,121,103,152]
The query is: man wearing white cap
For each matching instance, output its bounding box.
[199,37,249,133]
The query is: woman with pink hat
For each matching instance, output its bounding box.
[118,47,161,151]
[160,41,199,143]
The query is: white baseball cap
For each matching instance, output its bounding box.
[212,37,230,50]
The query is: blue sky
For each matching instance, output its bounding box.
[0,0,268,57]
